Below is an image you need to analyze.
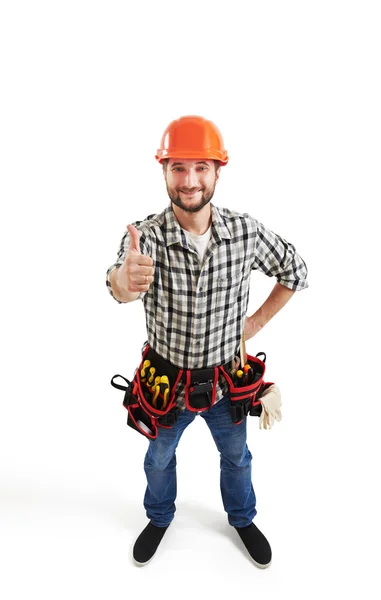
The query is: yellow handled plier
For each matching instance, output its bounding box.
[147,367,156,386]
[160,376,170,410]
[152,376,161,407]
[140,360,151,382]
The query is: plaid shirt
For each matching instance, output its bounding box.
[106,202,308,411]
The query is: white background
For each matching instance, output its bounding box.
[1,1,380,598]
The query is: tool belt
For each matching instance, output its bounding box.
[111,338,276,439]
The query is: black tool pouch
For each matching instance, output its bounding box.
[110,374,158,439]
[220,352,273,425]
[110,345,183,440]
[183,366,220,412]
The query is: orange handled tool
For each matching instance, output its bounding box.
[243,364,253,385]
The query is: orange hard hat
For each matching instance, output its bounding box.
[155,115,229,166]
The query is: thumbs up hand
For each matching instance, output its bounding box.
[126,224,142,255]
[115,224,154,293]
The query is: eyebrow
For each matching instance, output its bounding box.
[170,161,210,167]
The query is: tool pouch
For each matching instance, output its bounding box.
[110,345,183,440]
[219,352,274,425]
[183,366,220,412]
[110,373,158,439]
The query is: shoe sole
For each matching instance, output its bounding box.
[133,551,272,569]
[248,555,272,569]
[133,554,155,567]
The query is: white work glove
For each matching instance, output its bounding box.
[259,384,282,430]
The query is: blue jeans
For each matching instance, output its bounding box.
[143,393,257,528]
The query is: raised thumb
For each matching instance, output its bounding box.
[126,224,141,254]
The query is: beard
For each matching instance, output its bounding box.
[166,181,217,213]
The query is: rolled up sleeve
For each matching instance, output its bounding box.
[252,221,309,291]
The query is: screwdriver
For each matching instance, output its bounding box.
[236,370,244,387]
[243,364,253,385]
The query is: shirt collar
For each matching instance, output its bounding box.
[162,202,231,247]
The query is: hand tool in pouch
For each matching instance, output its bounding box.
[220,331,280,427]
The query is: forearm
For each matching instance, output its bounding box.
[250,282,295,332]
[110,268,139,303]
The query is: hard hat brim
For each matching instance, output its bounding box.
[155,150,228,165]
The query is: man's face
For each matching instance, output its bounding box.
[164,158,220,213]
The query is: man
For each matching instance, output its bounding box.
[106,115,308,568]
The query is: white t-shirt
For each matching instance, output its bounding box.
[182,226,212,262]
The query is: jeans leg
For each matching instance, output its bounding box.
[143,408,196,527]
[201,394,257,528]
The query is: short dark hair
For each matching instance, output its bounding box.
[162,158,221,173]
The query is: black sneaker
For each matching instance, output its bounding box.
[132,522,170,566]
[234,523,272,568]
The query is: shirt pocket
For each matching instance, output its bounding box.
[212,274,243,322]
[217,274,242,290]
